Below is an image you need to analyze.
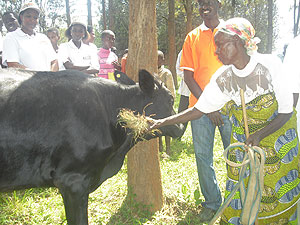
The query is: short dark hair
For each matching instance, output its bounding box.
[47,27,59,36]
[2,11,18,20]
[65,22,88,41]
[101,30,115,40]
[17,11,24,25]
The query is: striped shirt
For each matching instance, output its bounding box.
[97,48,118,79]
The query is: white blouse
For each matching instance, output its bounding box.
[195,53,293,114]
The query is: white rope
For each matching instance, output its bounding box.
[209,142,265,225]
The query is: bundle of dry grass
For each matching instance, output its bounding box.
[118,108,161,141]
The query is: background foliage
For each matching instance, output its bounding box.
[0,0,283,58]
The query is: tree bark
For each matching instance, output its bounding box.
[127,0,163,213]
[102,0,107,30]
[231,0,236,17]
[65,0,71,27]
[184,0,193,35]
[293,0,300,37]
[266,0,273,53]
[87,0,92,26]
[168,0,177,89]
[109,0,115,31]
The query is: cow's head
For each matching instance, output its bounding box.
[115,70,184,138]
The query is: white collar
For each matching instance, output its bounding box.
[199,19,225,31]
[68,40,84,49]
[16,28,37,37]
[231,56,258,77]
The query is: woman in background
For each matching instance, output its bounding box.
[2,2,58,71]
[58,22,99,75]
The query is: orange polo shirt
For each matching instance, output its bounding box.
[180,21,224,107]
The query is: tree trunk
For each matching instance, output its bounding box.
[168,0,177,89]
[102,0,107,30]
[87,0,92,26]
[231,0,236,17]
[266,0,273,53]
[293,0,300,37]
[109,0,115,31]
[65,0,71,27]
[184,0,193,35]
[127,0,163,213]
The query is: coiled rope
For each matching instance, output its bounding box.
[209,142,265,225]
[209,89,265,225]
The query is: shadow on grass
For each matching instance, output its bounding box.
[106,188,155,225]
[105,189,208,225]
[175,201,219,225]
[164,138,195,161]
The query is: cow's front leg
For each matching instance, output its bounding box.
[56,174,89,225]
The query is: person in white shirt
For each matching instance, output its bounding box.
[2,11,19,33]
[283,36,300,136]
[46,27,60,53]
[83,25,98,53]
[58,22,99,75]
[2,2,58,71]
[176,50,190,136]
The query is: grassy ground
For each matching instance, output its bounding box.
[0,87,228,224]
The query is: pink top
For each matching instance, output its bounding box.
[97,48,118,79]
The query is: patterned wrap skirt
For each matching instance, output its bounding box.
[220,93,300,225]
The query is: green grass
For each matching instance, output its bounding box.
[0,80,227,224]
[0,127,227,225]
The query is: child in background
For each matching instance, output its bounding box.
[58,22,99,75]
[46,27,60,53]
[98,30,120,79]
[157,50,176,155]
[157,50,175,98]
[83,25,98,53]
[2,11,19,33]
[121,49,128,73]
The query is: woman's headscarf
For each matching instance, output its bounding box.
[218,17,261,55]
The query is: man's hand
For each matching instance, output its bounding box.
[206,111,224,127]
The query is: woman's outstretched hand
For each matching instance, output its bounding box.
[146,118,164,131]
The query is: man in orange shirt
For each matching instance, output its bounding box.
[180,0,232,222]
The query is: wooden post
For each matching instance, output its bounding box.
[240,89,259,225]
[126,0,163,212]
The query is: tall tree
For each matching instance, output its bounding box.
[46,0,65,28]
[102,0,107,30]
[231,0,236,17]
[109,0,115,31]
[168,0,177,88]
[65,0,71,27]
[266,0,273,53]
[127,0,163,213]
[87,0,92,26]
[183,0,193,36]
[294,0,300,37]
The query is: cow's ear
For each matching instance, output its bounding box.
[114,70,136,85]
[138,69,155,95]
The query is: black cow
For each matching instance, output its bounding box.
[0,68,183,225]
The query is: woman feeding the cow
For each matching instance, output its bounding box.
[146,17,300,224]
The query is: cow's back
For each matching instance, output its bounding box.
[0,69,118,191]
